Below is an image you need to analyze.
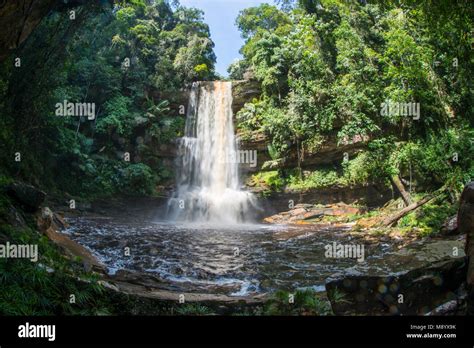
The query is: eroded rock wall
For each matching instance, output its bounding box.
[0,0,56,61]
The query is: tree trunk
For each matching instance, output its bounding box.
[390,175,412,206]
[296,138,302,180]
[381,194,436,227]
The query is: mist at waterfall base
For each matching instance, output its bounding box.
[166,81,259,225]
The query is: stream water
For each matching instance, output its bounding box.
[62,218,370,295]
[61,216,462,296]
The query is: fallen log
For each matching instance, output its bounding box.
[380,191,444,227]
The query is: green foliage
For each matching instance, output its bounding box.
[174,35,216,81]
[119,163,156,195]
[250,171,285,191]
[287,168,343,191]
[263,289,331,315]
[0,219,110,315]
[227,59,250,80]
[150,116,186,143]
[395,127,474,194]
[236,99,267,134]
[234,0,473,193]
[397,196,457,236]
[251,159,380,192]
[236,4,291,40]
[174,304,213,316]
[342,152,371,186]
[96,95,133,137]
[0,0,216,198]
[72,159,156,198]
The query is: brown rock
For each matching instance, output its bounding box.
[290,207,307,216]
[263,216,275,223]
[231,80,261,115]
[329,203,362,216]
[303,211,324,220]
[36,207,102,272]
[37,207,68,233]
[264,203,363,224]
[0,0,55,61]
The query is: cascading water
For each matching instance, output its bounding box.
[167,81,257,224]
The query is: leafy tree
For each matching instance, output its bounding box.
[233,0,473,195]
[0,0,217,197]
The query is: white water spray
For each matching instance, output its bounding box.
[167,81,257,224]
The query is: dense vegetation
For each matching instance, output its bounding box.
[232,0,473,204]
[0,0,217,316]
[0,0,472,316]
[0,0,216,199]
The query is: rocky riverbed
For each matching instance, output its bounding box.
[4,181,472,315]
[51,198,467,315]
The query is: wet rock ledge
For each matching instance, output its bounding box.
[458,182,474,314]
[325,257,467,315]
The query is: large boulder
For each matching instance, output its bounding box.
[6,182,46,212]
[36,207,68,233]
[458,181,474,314]
[36,207,103,272]
[325,257,467,315]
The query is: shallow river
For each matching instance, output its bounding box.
[62,216,462,296]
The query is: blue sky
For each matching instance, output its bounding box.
[180,0,275,76]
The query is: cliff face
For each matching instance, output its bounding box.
[0,0,56,61]
[231,80,368,173]
[231,79,261,115]
[239,133,369,174]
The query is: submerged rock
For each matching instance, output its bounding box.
[425,299,461,316]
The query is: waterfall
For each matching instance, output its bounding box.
[167,81,257,224]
